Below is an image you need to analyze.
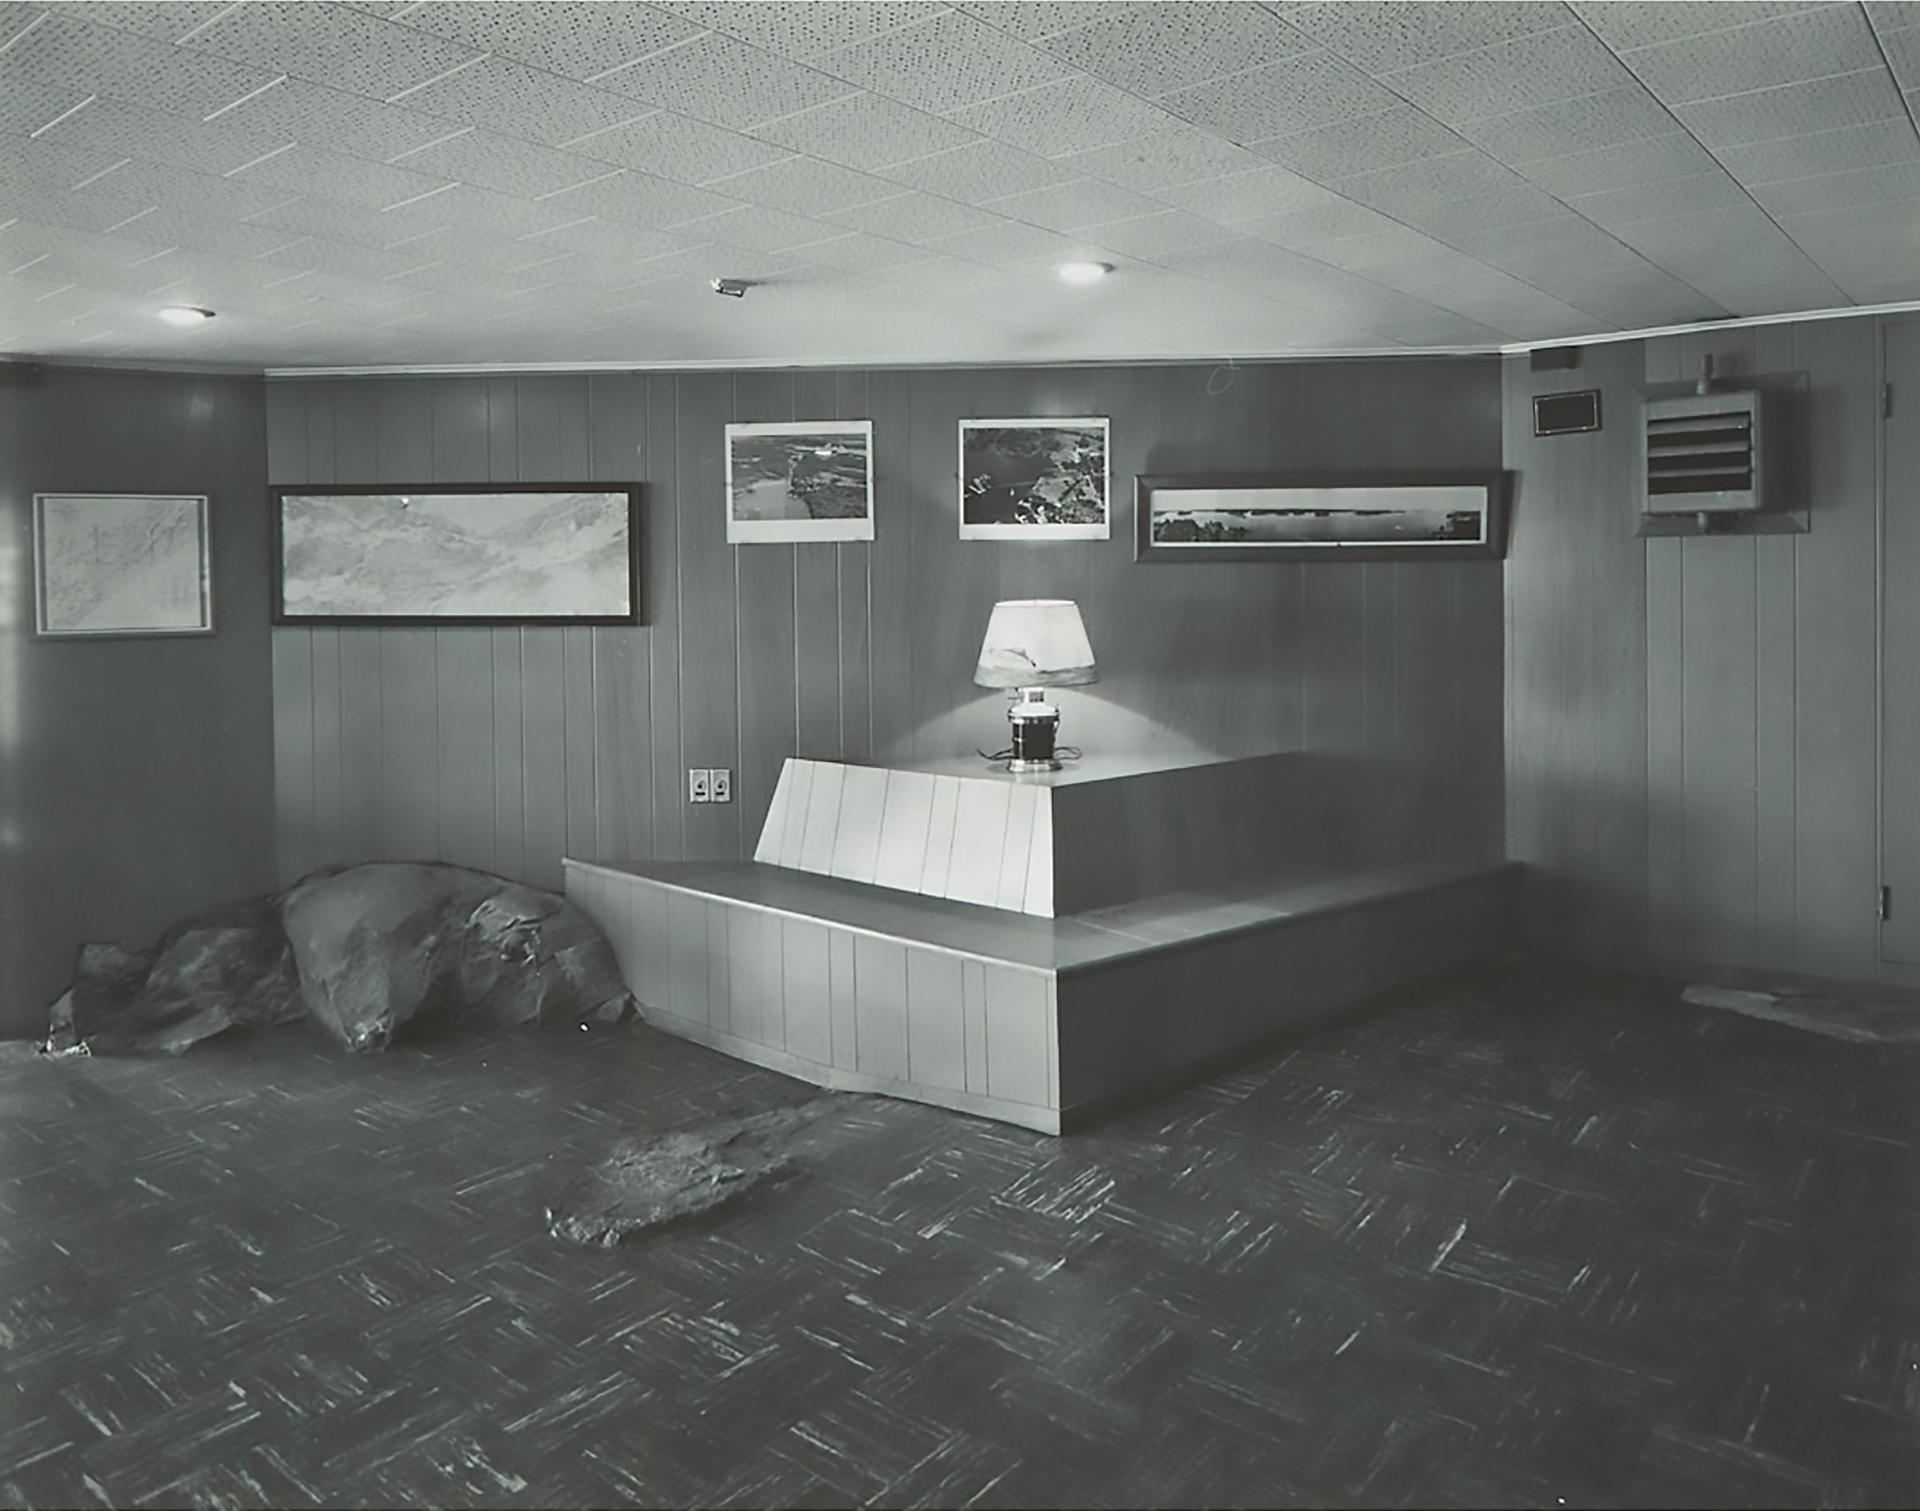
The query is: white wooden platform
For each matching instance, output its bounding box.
[566,753,1517,1134]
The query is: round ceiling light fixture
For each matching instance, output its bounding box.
[1056,260,1113,286]
[157,304,216,326]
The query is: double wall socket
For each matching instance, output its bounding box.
[688,768,732,803]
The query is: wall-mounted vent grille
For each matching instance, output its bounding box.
[1642,389,1768,514]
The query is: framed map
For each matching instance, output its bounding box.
[272,484,639,625]
[32,493,213,638]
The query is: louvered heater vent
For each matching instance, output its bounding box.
[1642,389,1769,514]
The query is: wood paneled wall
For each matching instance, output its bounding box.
[268,357,1506,895]
[1505,315,1910,990]
[0,365,276,1039]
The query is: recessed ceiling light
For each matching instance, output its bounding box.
[157,305,216,326]
[1056,261,1113,286]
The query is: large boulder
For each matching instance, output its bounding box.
[44,896,303,1055]
[280,863,631,1051]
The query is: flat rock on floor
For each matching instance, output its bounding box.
[546,1100,840,1247]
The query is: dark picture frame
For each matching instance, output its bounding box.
[272,484,641,626]
[1134,470,1509,562]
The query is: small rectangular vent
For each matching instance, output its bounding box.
[1642,389,1768,514]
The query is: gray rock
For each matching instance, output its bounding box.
[281,862,632,1052]
[546,1103,836,1247]
[44,897,302,1056]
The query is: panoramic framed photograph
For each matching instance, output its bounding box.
[272,484,639,625]
[959,417,1109,541]
[1135,471,1509,562]
[33,492,213,638]
[725,420,874,543]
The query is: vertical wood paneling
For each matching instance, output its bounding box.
[905,948,966,1091]
[782,917,832,1065]
[854,934,908,1081]
[1645,538,1686,960]
[1883,320,1920,966]
[267,357,1507,927]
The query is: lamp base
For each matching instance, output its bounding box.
[1007,688,1062,771]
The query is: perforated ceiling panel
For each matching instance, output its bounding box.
[0,0,1916,370]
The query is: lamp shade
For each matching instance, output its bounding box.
[974,599,1098,688]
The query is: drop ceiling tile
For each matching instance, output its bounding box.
[1384,26,1637,124]
[512,216,701,263]
[1456,85,1680,163]
[1079,209,1239,258]
[1866,2,1920,31]
[1670,253,1850,314]
[390,55,648,147]
[1870,22,1920,88]
[0,129,134,193]
[578,30,859,129]
[372,181,609,240]
[1249,106,1468,180]
[1332,149,1532,214]
[566,109,789,184]
[1050,126,1265,191]
[1779,195,1920,245]
[677,201,851,252]
[1305,224,1487,281]
[820,10,1074,115]
[747,92,982,170]
[1718,117,1920,182]
[656,2,947,62]
[702,155,901,214]
[77,2,241,44]
[1389,184,1573,239]
[1037,2,1315,96]
[877,137,1075,201]
[1566,170,1758,226]
[952,4,1137,43]
[1609,204,1792,262]
[256,233,433,282]
[1153,163,1346,222]
[73,157,306,223]
[182,2,485,101]
[1154,48,1401,141]
[1537,267,1726,325]
[981,177,1166,232]
[782,230,937,273]
[106,205,305,259]
[1451,219,1654,285]
[1621,6,1883,104]
[1672,68,1908,146]
[0,9,285,121]
[1286,0,1569,74]
[921,217,1099,266]
[535,168,743,231]
[224,142,456,211]
[1572,1,1836,51]
[30,96,294,177]
[944,72,1175,157]
[1239,198,1404,249]
[822,190,1005,242]
[390,128,621,200]
[395,0,706,80]
[1748,157,1920,213]
[1517,133,1725,197]
[203,76,463,163]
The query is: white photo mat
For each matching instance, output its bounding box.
[725,419,875,544]
[32,492,213,637]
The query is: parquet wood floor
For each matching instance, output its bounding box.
[2,961,1914,1509]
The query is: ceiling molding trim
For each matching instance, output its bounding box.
[1498,301,1920,355]
[259,346,1500,379]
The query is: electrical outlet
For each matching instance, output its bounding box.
[688,767,711,803]
[710,768,732,803]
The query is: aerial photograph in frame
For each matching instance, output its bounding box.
[725,420,874,543]
[959,417,1110,541]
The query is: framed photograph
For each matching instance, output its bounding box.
[1134,471,1509,562]
[272,485,639,625]
[725,420,873,544]
[959,417,1109,541]
[33,492,213,638]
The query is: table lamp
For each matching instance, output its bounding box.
[973,598,1098,772]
